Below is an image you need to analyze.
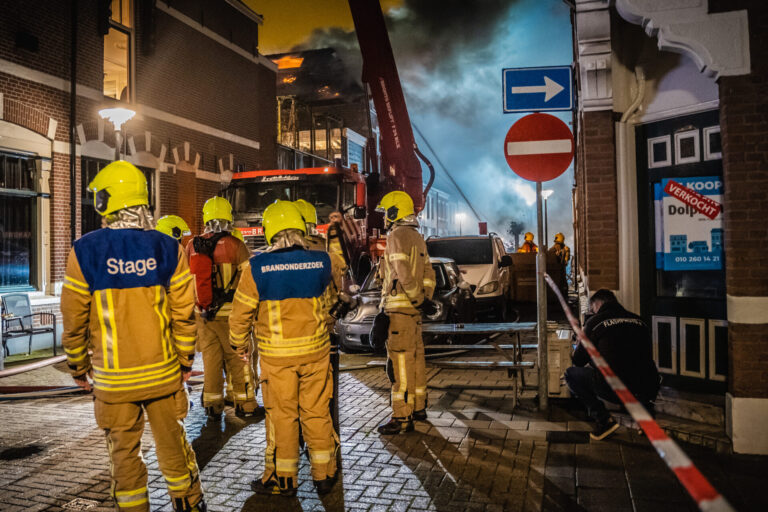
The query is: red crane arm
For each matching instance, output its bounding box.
[348,0,426,211]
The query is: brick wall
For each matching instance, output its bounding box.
[1,0,276,286]
[715,1,768,398]
[575,110,619,290]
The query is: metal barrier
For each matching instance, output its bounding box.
[544,273,734,512]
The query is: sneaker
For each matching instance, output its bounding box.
[250,478,297,497]
[314,473,338,496]
[377,417,414,435]
[412,409,427,421]
[590,418,620,441]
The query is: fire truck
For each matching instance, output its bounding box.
[227,0,434,283]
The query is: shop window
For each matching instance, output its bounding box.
[674,129,700,165]
[708,319,727,382]
[652,316,676,374]
[703,126,722,160]
[680,318,706,378]
[0,153,37,290]
[103,0,132,100]
[81,157,155,235]
[647,135,671,168]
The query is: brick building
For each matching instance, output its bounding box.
[572,0,767,453]
[0,1,276,324]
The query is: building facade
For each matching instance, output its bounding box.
[0,0,276,328]
[572,0,767,453]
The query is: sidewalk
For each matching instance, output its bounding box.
[0,346,766,511]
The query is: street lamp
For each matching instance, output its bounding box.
[541,189,554,250]
[455,212,466,236]
[99,106,136,160]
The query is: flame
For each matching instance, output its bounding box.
[282,76,297,84]
[274,55,304,69]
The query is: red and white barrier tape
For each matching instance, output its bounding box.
[543,273,735,512]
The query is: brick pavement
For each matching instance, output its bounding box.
[1,351,768,511]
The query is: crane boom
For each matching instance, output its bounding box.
[348,0,427,211]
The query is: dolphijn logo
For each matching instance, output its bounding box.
[106,257,157,276]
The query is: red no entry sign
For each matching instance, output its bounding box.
[504,113,574,182]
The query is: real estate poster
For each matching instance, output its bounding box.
[655,176,723,271]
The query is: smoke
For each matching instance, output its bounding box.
[294,0,574,247]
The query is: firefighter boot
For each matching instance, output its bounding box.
[250,475,298,497]
[314,472,338,496]
[377,417,414,435]
[412,409,428,421]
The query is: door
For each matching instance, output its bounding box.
[635,110,727,392]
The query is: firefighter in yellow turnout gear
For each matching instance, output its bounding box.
[375,191,437,435]
[61,161,206,512]
[186,197,259,419]
[229,201,342,497]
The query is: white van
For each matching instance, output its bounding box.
[426,234,512,320]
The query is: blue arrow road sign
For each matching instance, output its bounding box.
[503,66,573,113]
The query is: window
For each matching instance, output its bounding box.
[103,0,132,100]
[427,239,493,265]
[81,157,154,235]
[647,135,671,168]
[703,126,722,160]
[674,129,700,165]
[0,153,37,290]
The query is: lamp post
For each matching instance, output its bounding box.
[99,107,136,161]
[455,212,466,236]
[541,189,554,251]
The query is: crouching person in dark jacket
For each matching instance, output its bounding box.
[565,289,660,441]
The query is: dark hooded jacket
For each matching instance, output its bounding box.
[573,301,660,400]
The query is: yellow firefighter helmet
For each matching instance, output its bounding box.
[202,196,233,224]
[156,215,191,242]
[524,232,534,242]
[262,201,306,244]
[231,228,245,242]
[294,199,318,225]
[554,232,565,243]
[376,190,414,226]
[87,160,148,216]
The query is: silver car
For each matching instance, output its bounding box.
[334,257,474,353]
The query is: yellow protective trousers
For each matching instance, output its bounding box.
[260,355,338,487]
[197,316,258,414]
[387,312,427,418]
[95,389,203,512]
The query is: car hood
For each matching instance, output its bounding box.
[458,264,495,287]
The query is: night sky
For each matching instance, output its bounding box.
[248,0,574,246]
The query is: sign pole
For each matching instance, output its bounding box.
[536,181,548,410]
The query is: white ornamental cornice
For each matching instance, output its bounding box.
[615,0,750,79]
[575,0,613,111]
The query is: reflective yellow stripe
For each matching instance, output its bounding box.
[276,458,299,473]
[66,275,89,288]
[176,335,195,342]
[257,336,328,358]
[115,486,149,508]
[392,391,405,401]
[169,273,192,290]
[234,289,258,308]
[63,283,89,295]
[93,357,175,374]
[93,372,180,392]
[169,268,190,286]
[388,252,408,262]
[106,290,119,368]
[158,287,174,358]
[95,291,110,369]
[94,362,179,382]
[423,279,435,288]
[309,450,332,464]
[164,473,191,491]
[67,352,88,363]
[415,387,427,395]
[268,301,282,340]
[154,286,169,361]
[64,345,87,356]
